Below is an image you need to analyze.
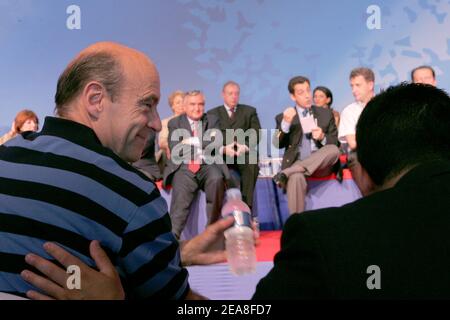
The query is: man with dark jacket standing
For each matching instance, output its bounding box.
[272,76,340,214]
[207,81,261,209]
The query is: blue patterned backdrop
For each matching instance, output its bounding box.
[1,0,449,134]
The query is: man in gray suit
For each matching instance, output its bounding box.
[273,76,340,214]
[164,90,233,239]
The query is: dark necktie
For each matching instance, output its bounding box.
[229,108,235,120]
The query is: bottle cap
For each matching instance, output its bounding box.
[226,188,242,200]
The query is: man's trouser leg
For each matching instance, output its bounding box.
[283,145,340,214]
[286,172,307,214]
[236,163,259,210]
[170,167,198,239]
[198,164,225,226]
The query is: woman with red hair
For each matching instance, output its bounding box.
[0,109,39,145]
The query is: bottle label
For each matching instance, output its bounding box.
[225,210,252,229]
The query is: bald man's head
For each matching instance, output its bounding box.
[53,42,162,162]
[54,42,159,116]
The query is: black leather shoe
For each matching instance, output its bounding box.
[336,165,344,183]
[273,172,288,191]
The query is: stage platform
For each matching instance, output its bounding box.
[187,230,281,300]
[157,169,362,240]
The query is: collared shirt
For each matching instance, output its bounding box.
[224,104,237,118]
[187,117,199,136]
[186,117,203,160]
[0,116,189,299]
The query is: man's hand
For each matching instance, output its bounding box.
[311,127,325,141]
[345,134,357,151]
[180,216,235,266]
[182,137,200,146]
[283,107,297,124]
[235,143,249,156]
[222,143,237,157]
[21,241,124,300]
[180,215,260,266]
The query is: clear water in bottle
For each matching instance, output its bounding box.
[221,188,256,275]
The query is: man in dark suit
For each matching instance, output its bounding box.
[164,90,233,239]
[207,81,261,209]
[254,83,450,299]
[272,76,340,214]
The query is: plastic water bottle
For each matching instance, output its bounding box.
[221,188,256,275]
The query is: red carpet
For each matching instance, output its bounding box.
[256,231,281,262]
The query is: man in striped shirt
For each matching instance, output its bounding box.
[0,42,209,299]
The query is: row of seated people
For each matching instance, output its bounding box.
[133,80,344,239]
[132,65,439,238]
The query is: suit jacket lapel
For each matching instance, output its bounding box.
[311,106,318,126]
[180,114,192,134]
[231,104,243,126]
[229,106,238,125]
[201,113,208,132]
[218,105,233,128]
[292,108,302,146]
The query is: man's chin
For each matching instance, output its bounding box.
[124,154,140,164]
[120,146,144,164]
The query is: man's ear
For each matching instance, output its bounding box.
[369,81,375,92]
[289,93,296,103]
[83,82,105,120]
[350,161,377,197]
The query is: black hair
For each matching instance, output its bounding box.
[356,83,450,185]
[288,76,310,94]
[313,86,333,107]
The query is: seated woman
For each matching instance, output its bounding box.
[0,109,39,145]
[313,86,340,128]
[159,90,186,160]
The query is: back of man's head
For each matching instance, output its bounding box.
[356,83,450,186]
